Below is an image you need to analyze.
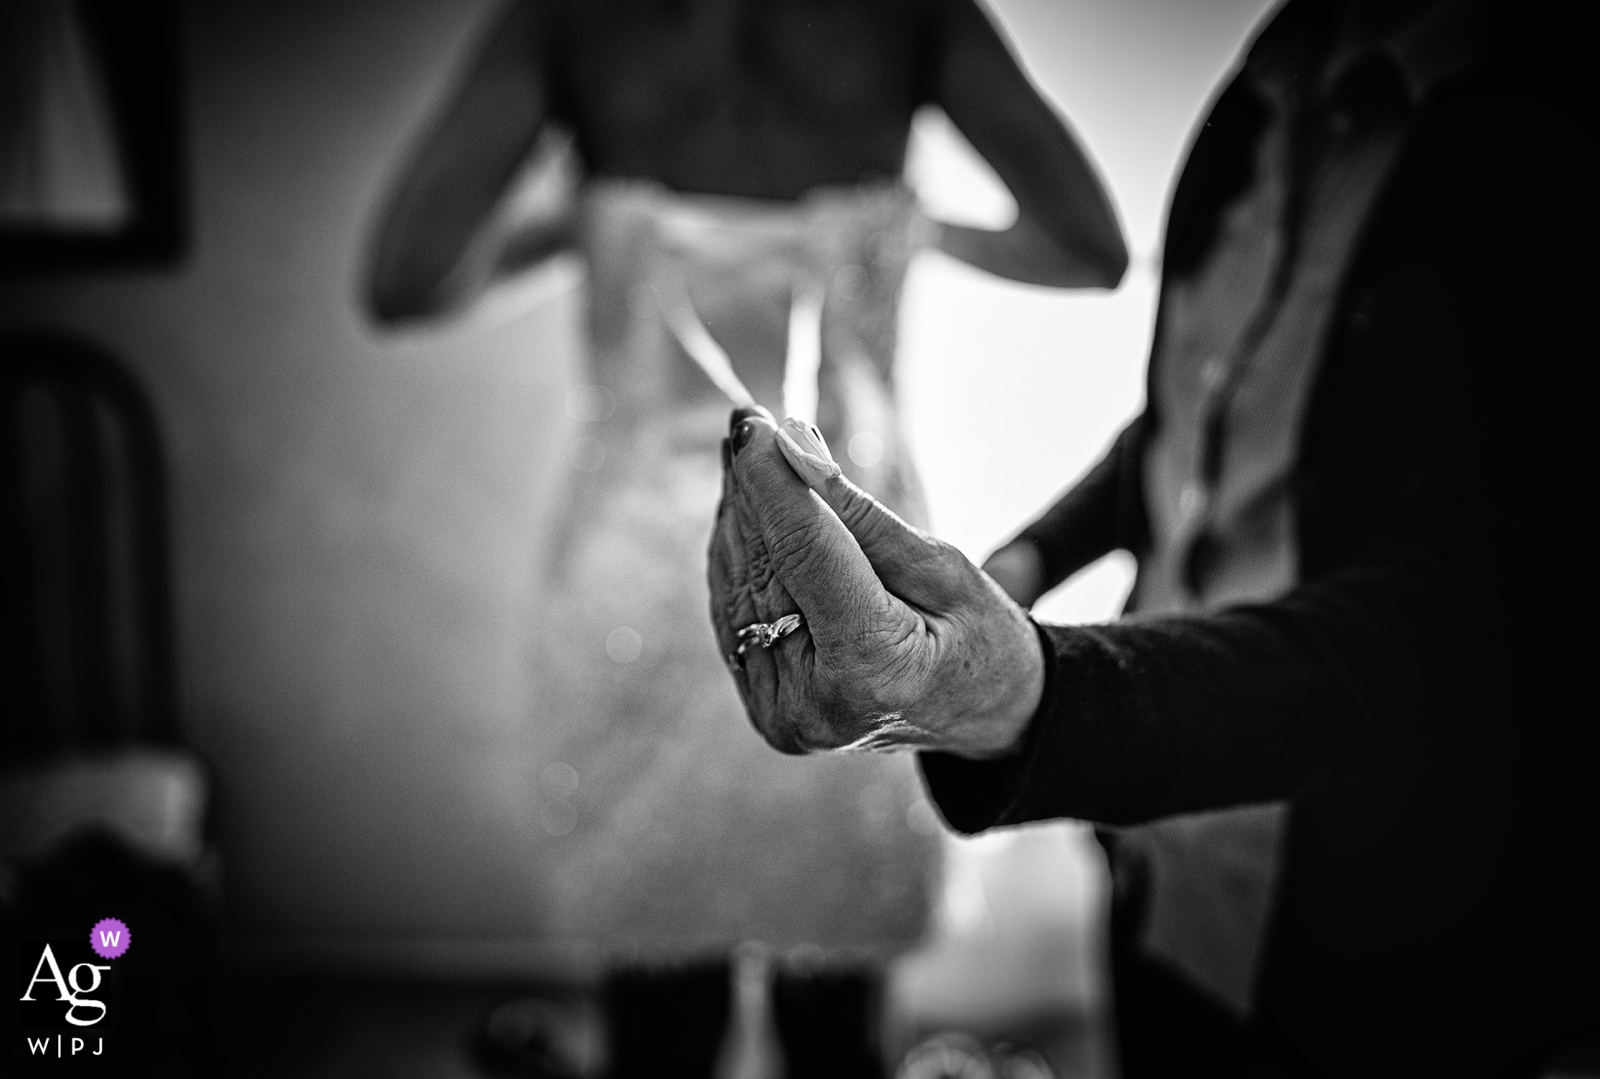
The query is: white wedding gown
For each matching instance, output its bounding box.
[529,177,940,951]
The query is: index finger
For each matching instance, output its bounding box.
[728,415,902,654]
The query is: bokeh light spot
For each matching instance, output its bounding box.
[605,626,643,664]
[540,761,580,800]
[847,430,884,468]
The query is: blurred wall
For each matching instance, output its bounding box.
[902,0,1276,586]
[0,0,1273,973]
[1,0,594,965]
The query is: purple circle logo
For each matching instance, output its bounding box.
[90,918,130,960]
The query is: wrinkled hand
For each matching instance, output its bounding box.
[708,408,1044,759]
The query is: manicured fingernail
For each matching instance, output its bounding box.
[730,419,758,455]
[729,405,772,435]
[782,417,837,464]
[776,424,842,487]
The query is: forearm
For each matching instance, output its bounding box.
[1009,417,1147,592]
[368,164,519,321]
[936,215,1124,289]
[366,1,547,322]
[938,76,1127,289]
[924,561,1478,831]
[932,0,1127,290]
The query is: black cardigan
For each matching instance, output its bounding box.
[920,23,1597,1076]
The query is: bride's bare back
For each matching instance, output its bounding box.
[548,0,923,197]
[368,0,1126,320]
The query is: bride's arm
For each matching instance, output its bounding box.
[928,0,1127,289]
[365,1,552,323]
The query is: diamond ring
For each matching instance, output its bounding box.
[734,613,805,656]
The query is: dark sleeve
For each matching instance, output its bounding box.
[923,91,1589,835]
[1011,414,1149,590]
[924,557,1464,830]
[926,289,1492,833]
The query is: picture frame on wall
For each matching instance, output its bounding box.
[0,0,186,273]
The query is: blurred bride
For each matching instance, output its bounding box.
[366,0,1124,952]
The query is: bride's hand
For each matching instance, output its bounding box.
[981,539,1047,608]
[707,409,1043,759]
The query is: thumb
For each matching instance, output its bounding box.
[728,415,904,650]
[772,418,959,611]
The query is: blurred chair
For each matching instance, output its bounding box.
[1,330,178,754]
[0,328,215,1074]
[0,326,205,867]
